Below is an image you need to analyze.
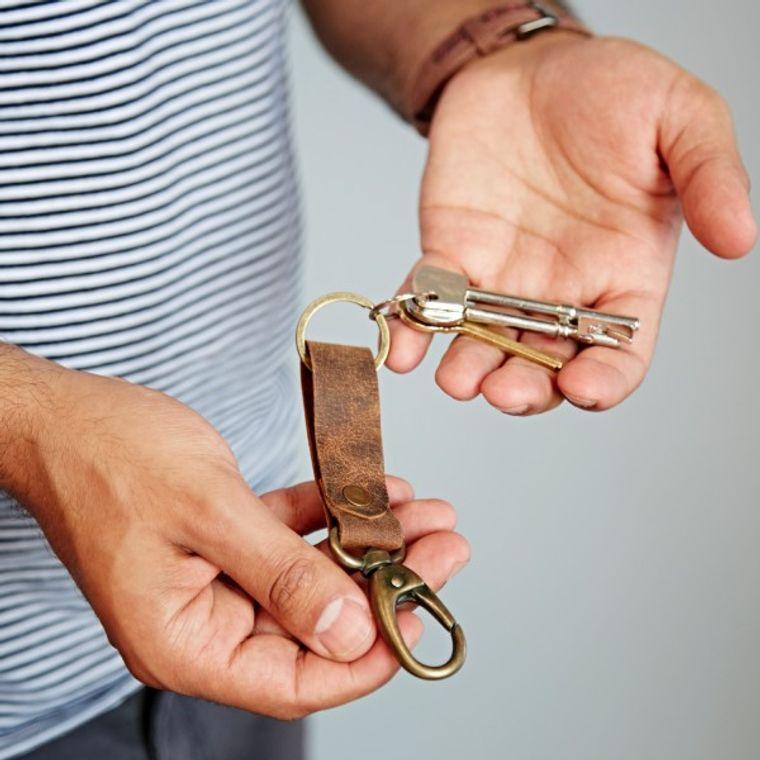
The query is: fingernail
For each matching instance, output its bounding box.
[446,560,469,583]
[503,404,530,416]
[565,393,596,409]
[315,597,374,658]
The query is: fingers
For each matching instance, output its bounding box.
[385,262,431,374]
[432,289,659,413]
[480,333,579,415]
[389,498,458,544]
[212,531,467,719]
[435,333,508,401]
[172,495,466,718]
[660,77,757,259]
[313,498,459,565]
[180,577,256,658]
[198,478,442,665]
[401,529,470,591]
[209,611,423,719]
[260,475,415,535]
[255,497,461,638]
[557,291,660,411]
[434,327,580,415]
[386,317,432,374]
[192,484,377,663]
[196,472,460,668]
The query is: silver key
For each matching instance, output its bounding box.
[406,267,640,348]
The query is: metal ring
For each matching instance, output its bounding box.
[368,293,420,322]
[397,299,457,334]
[296,292,390,371]
[328,526,406,571]
[328,527,365,571]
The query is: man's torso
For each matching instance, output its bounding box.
[0,1,300,755]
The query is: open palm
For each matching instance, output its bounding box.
[388,34,756,413]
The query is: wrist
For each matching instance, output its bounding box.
[446,26,589,86]
[401,2,591,134]
[385,1,504,113]
[0,344,65,496]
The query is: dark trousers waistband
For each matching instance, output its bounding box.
[17,688,305,760]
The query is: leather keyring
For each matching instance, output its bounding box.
[301,341,404,553]
[299,335,465,680]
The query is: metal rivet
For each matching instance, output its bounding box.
[342,485,370,508]
[391,575,404,589]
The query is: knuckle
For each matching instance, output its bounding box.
[700,82,728,110]
[118,645,167,691]
[275,701,310,721]
[681,77,731,120]
[271,649,318,720]
[183,476,248,543]
[435,365,475,401]
[100,625,160,687]
[428,499,457,529]
[280,484,308,529]
[267,556,318,618]
[455,532,472,560]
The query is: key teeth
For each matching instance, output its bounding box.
[607,328,634,345]
[577,318,635,347]
[596,334,622,348]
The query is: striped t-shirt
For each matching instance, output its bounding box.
[0,1,300,756]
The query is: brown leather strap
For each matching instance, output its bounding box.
[406,2,591,135]
[301,341,404,553]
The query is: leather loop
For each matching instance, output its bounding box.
[301,341,404,553]
[461,13,528,55]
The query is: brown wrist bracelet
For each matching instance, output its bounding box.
[405,1,592,136]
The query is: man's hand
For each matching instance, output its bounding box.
[388,33,756,414]
[0,347,468,718]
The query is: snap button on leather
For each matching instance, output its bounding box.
[342,485,370,507]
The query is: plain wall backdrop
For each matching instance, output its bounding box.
[288,3,760,759]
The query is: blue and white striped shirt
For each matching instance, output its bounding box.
[0,1,300,755]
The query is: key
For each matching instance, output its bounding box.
[408,266,640,349]
[398,300,565,371]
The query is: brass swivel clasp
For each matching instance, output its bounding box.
[369,559,466,680]
[329,528,466,680]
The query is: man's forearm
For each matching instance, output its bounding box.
[300,1,572,116]
[0,344,59,496]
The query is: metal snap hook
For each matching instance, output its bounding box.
[327,527,465,680]
[369,561,466,680]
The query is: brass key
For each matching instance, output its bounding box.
[398,301,564,371]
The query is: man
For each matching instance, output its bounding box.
[0,1,754,758]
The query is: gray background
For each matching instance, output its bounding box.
[288,2,760,759]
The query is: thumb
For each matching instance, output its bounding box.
[193,480,376,662]
[660,76,757,259]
